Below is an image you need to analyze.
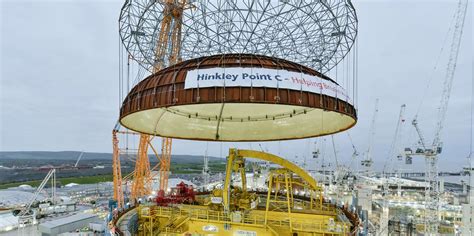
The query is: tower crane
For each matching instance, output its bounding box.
[17,169,56,225]
[361,99,379,171]
[404,0,468,234]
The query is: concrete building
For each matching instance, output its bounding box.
[38,213,98,236]
[357,187,372,215]
[461,166,473,236]
[0,210,18,232]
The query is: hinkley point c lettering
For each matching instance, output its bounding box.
[196,72,283,82]
[197,73,239,81]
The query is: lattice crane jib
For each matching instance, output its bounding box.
[131,134,152,200]
[361,99,379,170]
[112,130,124,209]
[159,137,173,193]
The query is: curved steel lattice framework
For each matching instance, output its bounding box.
[119,0,358,73]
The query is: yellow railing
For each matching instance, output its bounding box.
[143,205,349,235]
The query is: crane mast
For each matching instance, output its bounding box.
[112,128,124,209]
[202,143,210,188]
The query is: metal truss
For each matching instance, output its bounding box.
[119,0,358,74]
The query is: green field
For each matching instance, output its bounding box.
[0,161,227,190]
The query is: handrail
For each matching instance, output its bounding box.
[148,205,350,234]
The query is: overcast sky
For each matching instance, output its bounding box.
[1,0,472,172]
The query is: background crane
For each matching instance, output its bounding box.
[17,169,56,225]
[378,104,406,235]
[383,104,407,174]
[405,0,468,234]
[202,142,210,188]
[361,99,379,173]
[74,151,84,168]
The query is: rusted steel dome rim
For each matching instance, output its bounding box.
[119,54,357,141]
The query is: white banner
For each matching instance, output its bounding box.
[184,67,351,103]
[210,197,222,204]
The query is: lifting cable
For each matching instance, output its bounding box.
[469,61,473,191]
[320,138,327,172]
[118,36,123,110]
[331,135,339,170]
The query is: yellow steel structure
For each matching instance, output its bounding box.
[133,148,354,236]
[223,149,323,211]
[112,129,147,207]
[112,130,164,205]
[112,130,124,209]
[131,134,152,201]
[153,0,187,71]
[137,204,351,236]
[154,0,190,194]
[264,169,294,229]
[159,138,172,192]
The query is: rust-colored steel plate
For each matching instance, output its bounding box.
[120,54,357,141]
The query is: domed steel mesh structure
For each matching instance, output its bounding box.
[119,0,358,73]
[118,0,359,141]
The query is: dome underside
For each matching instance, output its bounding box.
[121,103,356,141]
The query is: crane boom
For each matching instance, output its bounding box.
[384,104,407,172]
[432,0,468,149]
[412,118,427,150]
[19,169,56,217]
[362,99,379,169]
[74,151,84,168]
